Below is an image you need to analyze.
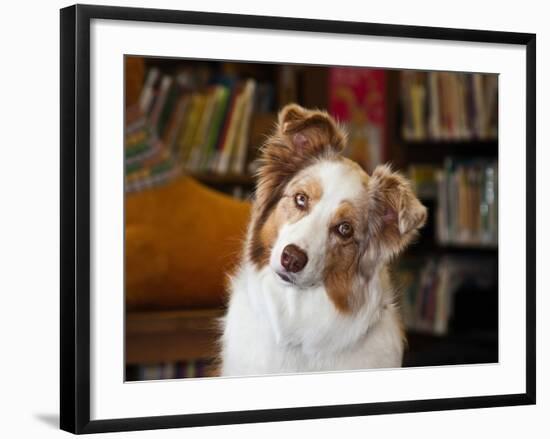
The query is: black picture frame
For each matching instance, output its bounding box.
[60,4,536,434]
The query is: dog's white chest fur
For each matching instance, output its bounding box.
[220,265,404,376]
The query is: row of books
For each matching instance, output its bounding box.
[397,256,497,335]
[125,67,258,192]
[408,159,498,248]
[125,359,213,381]
[400,71,498,142]
[436,158,498,247]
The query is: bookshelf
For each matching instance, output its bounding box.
[125,57,333,197]
[386,69,498,365]
[387,70,498,246]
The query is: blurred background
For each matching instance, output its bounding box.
[124,56,498,381]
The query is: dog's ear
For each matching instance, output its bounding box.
[364,165,427,261]
[277,103,347,154]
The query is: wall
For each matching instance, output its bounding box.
[0,0,547,437]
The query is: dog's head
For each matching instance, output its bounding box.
[248,104,427,312]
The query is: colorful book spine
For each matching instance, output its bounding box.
[231,79,256,175]
[436,158,498,247]
[200,85,231,171]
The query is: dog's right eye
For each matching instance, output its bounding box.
[336,222,354,239]
[294,193,309,210]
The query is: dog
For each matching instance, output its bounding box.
[220,104,427,376]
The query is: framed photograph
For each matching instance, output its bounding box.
[60,4,536,434]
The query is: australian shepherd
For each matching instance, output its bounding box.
[220,104,427,376]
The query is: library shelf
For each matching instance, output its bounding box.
[189,172,256,187]
[400,140,498,164]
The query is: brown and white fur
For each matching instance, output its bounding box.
[220,104,427,376]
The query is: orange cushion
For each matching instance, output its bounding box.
[125,176,251,310]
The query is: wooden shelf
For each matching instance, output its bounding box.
[126,308,225,364]
[401,139,498,164]
[407,241,498,256]
[403,139,498,146]
[437,241,497,250]
[189,173,255,187]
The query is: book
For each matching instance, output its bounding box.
[149,75,172,130]
[210,81,242,173]
[200,85,231,171]
[157,80,180,138]
[216,84,246,174]
[186,86,219,170]
[329,67,387,172]
[138,67,160,114]
[231,79,256,175]
[178,93,206,164]
[164,95,189,151]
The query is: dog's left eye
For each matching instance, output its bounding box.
[294,193,308,209]
[336,222,353,238]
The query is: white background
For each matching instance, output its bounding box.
[91,19,527,420]
[0,0,547,437]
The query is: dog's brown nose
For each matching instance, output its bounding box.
[281,244,308,273]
